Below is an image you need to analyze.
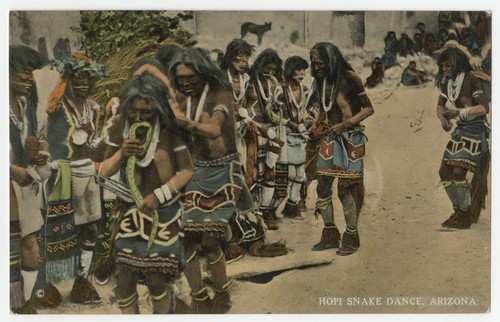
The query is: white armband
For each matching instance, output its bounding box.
[174,145,188,153]
[213,104,229,118]
[472,90,483,98]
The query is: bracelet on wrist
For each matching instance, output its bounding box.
[153,188,166,204]
[458,107,472,121]
[153,182,174,205]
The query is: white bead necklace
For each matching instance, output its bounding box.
[227,70,247,103]
[9,97,26,132]
[288,83,305,122]
[320,79,335,112]
[446,72,465,107]
[288,83,305,109]
[256,77,272,104]
[186,83,209,123]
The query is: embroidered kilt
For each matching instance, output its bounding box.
[317,130,366,179]
[443,119,490,172]
[183,156,243,241]
[114,197,185,277]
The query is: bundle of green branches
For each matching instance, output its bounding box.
[92,38,178,106]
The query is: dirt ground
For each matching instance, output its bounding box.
[31,82,491,319]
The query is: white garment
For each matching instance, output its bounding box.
[11,179,44,238]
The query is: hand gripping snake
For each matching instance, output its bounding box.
[126,121,157,252]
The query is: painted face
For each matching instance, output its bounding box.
[440,59,453,79]
[261,62,277,80]
[127,97,157,136]
[231,51,250,73]
[70,72,94,98]
[10,67,35,96]
[175,63,206,97]
[292,68,306,84]
[311,50,326,80]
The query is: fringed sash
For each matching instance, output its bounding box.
[10,220,22,283]
[45,160,78,283]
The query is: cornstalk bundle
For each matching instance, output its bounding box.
[92,38,178,106]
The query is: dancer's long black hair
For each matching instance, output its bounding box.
[9,45,48,136]
[310,42,353,105]
[248,48,283,82]
[283,55,309,82]
[435,46,472,86]
[220,38,255,71]
[169,47,231,91]
[120,73,187,143]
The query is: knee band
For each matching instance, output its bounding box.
[315,196,332,212]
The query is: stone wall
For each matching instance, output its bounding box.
[9,11,81,60]
[181,11,439,50]
[9,10,440,55]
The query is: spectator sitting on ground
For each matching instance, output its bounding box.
[401,61,427,86]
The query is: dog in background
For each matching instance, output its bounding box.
[240,22,272,45]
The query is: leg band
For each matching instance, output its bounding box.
[186,250,197,263]
[208,252,224,266]
[118,292,138,308]
[213,278,234,293]
[315,196,334,224]
[191,287,209,301]
[151,290,169,302]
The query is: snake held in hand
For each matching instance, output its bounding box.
[126,121,157,252]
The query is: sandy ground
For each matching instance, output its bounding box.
[32,81,491,317]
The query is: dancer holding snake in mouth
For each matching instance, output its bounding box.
[99,73,194,313]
